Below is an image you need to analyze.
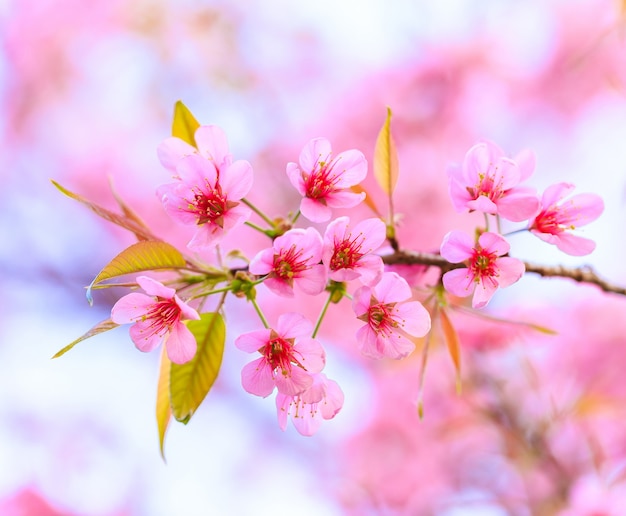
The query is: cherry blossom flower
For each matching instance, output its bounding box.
[235,313,326,398]
[111,276,200,364]
[157,125,233,173]
[529,182,604,256]
[448,141,539,221]
[157,153,253,251]
[249,227,327,297]
[440,230,525,308]
[276,373,344,436]
[352,272,431,359]
[322,216,386,285]
[286,137,367,222]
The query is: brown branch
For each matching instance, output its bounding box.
[381,250,626,297]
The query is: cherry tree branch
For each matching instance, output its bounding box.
[382,250,626,296]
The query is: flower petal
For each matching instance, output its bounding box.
[241,358,275,397]
[440,230,474,263]
[166,322,197,364]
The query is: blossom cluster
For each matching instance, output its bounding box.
[443,140,604,308]
[105,126,603,437]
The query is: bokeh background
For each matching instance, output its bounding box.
[2,0,626,514]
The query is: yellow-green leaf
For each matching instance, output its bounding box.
[172,100,200,147]
[440,308,462,394]
[170,313,225,423]
[373,107,399,195]
[156,345,172,460]
[51,180,156,242]
[87,241,187,304]
[52,318,119,358]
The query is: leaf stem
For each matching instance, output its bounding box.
[241,198,274,227]
[312,292,333,339]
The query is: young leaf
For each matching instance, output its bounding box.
[440,308,462,394]
[172,100,200,147]
[373,107,399,196]
[156,345,172,460]
[170,313,225,424]
[87,241,187,304]
[51,180,156,242]
[52,318,119,358]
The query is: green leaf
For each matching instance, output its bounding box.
[51,180,156,242]
[373,107,399,195]
[156,345,172,460]
[440,308,462,394]
[172,100,200,146]
[87,241,187,304]
[52,318,119,358]
[170,313,225,423]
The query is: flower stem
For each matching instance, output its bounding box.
[312,292,333,339]
[250,297,270,329]
[241,198,274,227]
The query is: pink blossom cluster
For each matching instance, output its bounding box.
[442,140,604,308]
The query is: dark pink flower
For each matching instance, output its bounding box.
[111,276,200,364]
[440,230,525,308]
[157,153,253,251]
[352,272,431,359]
[448,141,539,221]
[249,227,327,297]
[322,216,386,285]
[276,373,344,436]
[235,313,326,398]
[287,137,367,222]
[529,182,604,256]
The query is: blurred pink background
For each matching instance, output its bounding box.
[2,0,626,514]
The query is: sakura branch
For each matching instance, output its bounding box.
[52,101,613,455]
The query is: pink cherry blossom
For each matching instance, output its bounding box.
[440,230,525,308]
[286,137,367,222]
[235,313,326,398]
[352,272,431,359]
[322,216,386,285]
[529,182,604,256]
[249,227,327,297]
[448,141,539,222]
[157,125,233,173]
[157,153,253,251]
[111,276,200,364]
[276,373,344,436]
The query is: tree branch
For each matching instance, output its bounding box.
[382,250,626,297]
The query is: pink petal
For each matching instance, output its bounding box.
[176,153,218,187]
[276,312,313,340]
[292,407,322,436]
[249,247,277,275]
[194,125,231,166]
[263,277,295,298]
[165,322,197,364]
[324,189,366,209]
[558,193,604,227]
[235,329,271,353]
[373,272,411,304]
[440,230,474,263]
[352,285,372,318]
[393,301,431,338]
[442,268,475,298]
[241,358,275,398]
[495,257,525,287]
[129,320,164,352]
[300,137,332,171]
[275,367,314,396]
[111,293,155,323]
[319,379,344,420]
[478,232,510,257]
[351,254,383,285]
[494,158,520,191]
[351,217,387,252]
[472,277,499,309]
[219,160,254,200]
[286,162,306,196]
[356,325,384,359]
[187,224,224,251]
[293,337,325,373]
[275,393,291,431]
[328,149,367,186]
[448,176,473,212]
[300,197,332,222]
[541,182,575,208]
[157,137,196,172]
[463,143,491,184]
[555,233,597,256]
[514,148,536,181]
[295,264,327,295]
[136,276,176,299]
[497,188,540,221]
[378,332,415,360]
[466,195,498,215]
[175,296,201,321]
